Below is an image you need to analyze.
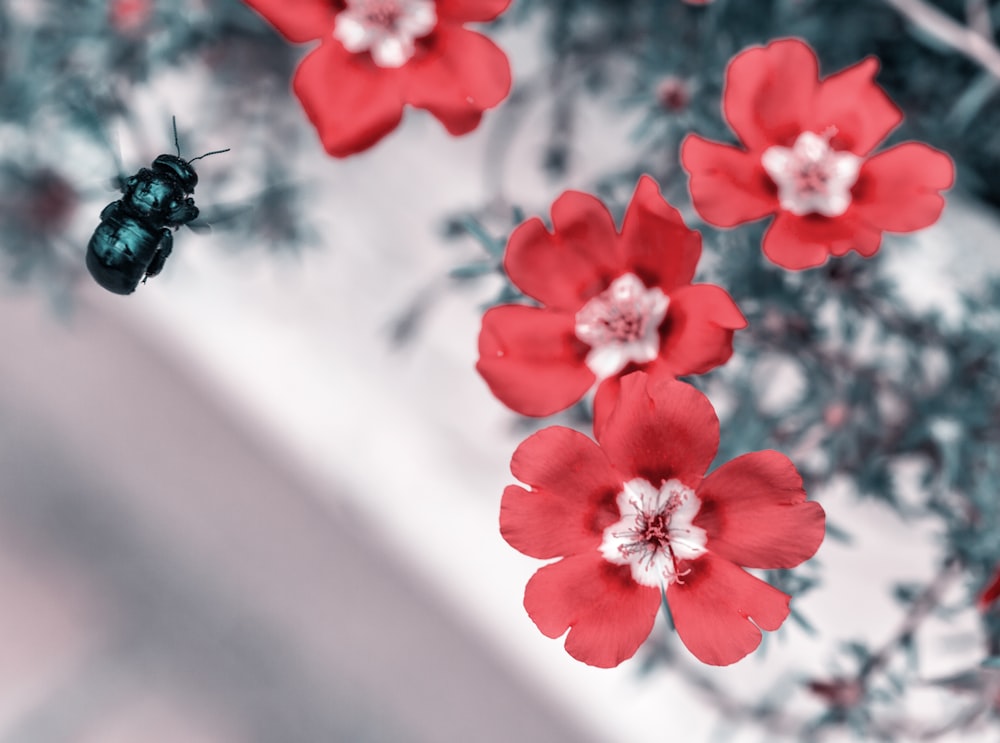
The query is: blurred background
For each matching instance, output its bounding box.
[3,0,1000,741]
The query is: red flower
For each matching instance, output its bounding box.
[680,38,955,270]
[500,372,825,667]
[477,176,746,423]
[242,0,512,157]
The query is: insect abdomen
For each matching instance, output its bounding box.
[86,202,162,294]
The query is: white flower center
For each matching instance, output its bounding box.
[600,478,707,588]
[333,0,437,68]
[761,130,862,217]
[574,273,669,379]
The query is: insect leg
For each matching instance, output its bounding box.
[143,228,174,282]
[167,197,199,227]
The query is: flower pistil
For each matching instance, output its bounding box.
[600,478,707,588]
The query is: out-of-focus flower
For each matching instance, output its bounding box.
[680,38,954,270]
[978,566,1000,611]
[656,75,691,112]
[242,0,512,157]
[500,372,826,667]
[109,0,153,35]
[477,176,745,425]
[823,402,850,429]
[0,166,77,237]
[808,678,865,709]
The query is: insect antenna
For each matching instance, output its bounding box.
[172,115,181,157]
[188,148,232,163]
[169,115,229,162]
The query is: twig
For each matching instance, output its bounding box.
[882,0,1000,79]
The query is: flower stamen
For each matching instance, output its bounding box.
[574,273,669,379]
[761,130,862,217]
[334,0,437,68]
[600,479,707,588]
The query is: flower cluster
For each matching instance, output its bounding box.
[243,0,512,157]
[241,9,959,670]
[478,176,827,665]
[479,39,955,667]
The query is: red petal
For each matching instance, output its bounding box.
[618,175,701,293]
[591,357,688,440]
[500,427,622,559]
[242,0,334,43]
[761,211,882,270]
[405,26,511,132]
[852,143,955,233]
[666,553,790,666]
[293,44,404,157]
[524,554,660,668]
[425,105,484,136]
[680,135,777,228]
[695,451,825,568]
[659,284,747,377]
[591,375,622,441]
[503,191,621,311]
[808,57,902,157]
[436,0,512,22]
[723,38,818,151]
[477,305,593,417]
[597,373,718,489]
[404,78,484,136]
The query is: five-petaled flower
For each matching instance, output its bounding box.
[477,176,746,425]
[680,37,955,270]
[500,372,826,667]
[242,0,512,157]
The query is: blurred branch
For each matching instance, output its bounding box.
[966,0,992,39]
[860,555,963,683]
[882,0,1000,78]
